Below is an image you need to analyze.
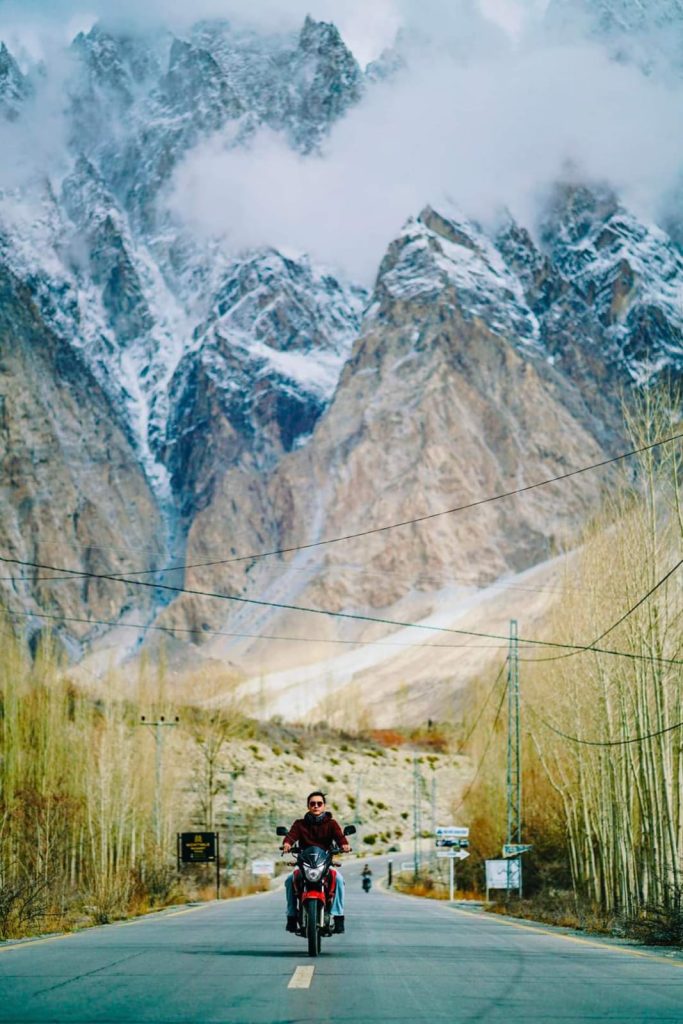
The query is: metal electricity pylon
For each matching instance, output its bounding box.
[505,619,521,896]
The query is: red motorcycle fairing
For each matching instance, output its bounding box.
[294,866,337,904]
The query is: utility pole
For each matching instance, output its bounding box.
[506,619,521,898]
[413,756,422,879]
[139,715,179,849]
[354,773,363,845]
[430,773,437,870]
[226,770,239,885]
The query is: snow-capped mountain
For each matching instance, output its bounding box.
[0,13,681,672]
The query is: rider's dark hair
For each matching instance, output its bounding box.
[307,790,326,806]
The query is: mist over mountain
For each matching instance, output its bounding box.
[0,1,681,717]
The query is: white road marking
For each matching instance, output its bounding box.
[288,965,315,989]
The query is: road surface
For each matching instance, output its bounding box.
[1,861,681,1022]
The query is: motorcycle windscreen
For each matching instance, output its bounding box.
[300,846,331,870]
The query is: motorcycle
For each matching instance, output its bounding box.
[276,824,355,957]
[362,873,372,893]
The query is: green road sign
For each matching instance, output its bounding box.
[502,843,532,857]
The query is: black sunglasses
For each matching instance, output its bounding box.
[308,800,324,807]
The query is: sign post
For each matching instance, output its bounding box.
[436,848,470,900]
[179,832,220,900]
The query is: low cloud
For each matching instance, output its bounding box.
[2,0,683,284]
[170,37,683,282]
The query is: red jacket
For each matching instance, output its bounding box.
[284,812,346,851]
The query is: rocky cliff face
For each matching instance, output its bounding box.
[0,14,682,692]
[0,261,164,655]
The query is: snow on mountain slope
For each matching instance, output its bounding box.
[0,19,368,502]
[0,42,31,121]
[375,206,541,348]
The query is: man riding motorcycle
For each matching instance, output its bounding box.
[282,791,350,934]
[361,863,372,891]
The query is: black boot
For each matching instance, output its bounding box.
[286,916,297,933]
[334,915,345,934]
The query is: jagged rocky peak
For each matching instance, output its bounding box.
[493,217,565,316]
[71,25,154,111]
[294,16,363,148]
[372,205,540,347]
[161,37,242,126]
[0,42,32,121]
[538,182,683,380]
[200,249,366,362]
[161,249,366,518]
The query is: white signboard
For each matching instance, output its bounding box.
[437,849,470,860]
[485,859,520,890]
[251,859,275,877]
[435,826,469,838]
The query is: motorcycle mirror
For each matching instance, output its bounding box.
[275,826,288,836]
[343,825,357,836]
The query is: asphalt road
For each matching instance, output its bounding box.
[1,860,682,1023]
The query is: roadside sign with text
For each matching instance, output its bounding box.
[485,858,520,890]
[251,859,275,877]
[437,849,470,860]
[435,826,469,847]
[502,844,533,857]
[179,832,217,863]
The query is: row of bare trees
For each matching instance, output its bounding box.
[460,390,683,922]
[0,637,240,936]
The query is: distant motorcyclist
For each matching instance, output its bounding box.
[362,863,372,892]
[283,791,350,933]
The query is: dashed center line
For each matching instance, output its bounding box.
[288,965,315,989]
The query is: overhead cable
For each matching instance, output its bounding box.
[457,660,508,753]
[521,558,683,664]
[2,607,509,652]
[1,554,681,666]
[40,431,683,579]
[452,677,509,814]
[526,701,683,747]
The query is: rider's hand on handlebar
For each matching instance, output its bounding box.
[283,842,291,854]
[342,843,351,853]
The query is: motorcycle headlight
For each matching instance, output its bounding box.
[303,864,324,882]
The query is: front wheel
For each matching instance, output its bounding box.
[306,900,321,957]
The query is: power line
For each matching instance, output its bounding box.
[2,607,510,652]
[457,660,508,753]
[452,677,509,814]
[1,554,681,665]
[526,702,683,747]
[521,558,683,664]
[43,431,683,579]
[0,566,603,598]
